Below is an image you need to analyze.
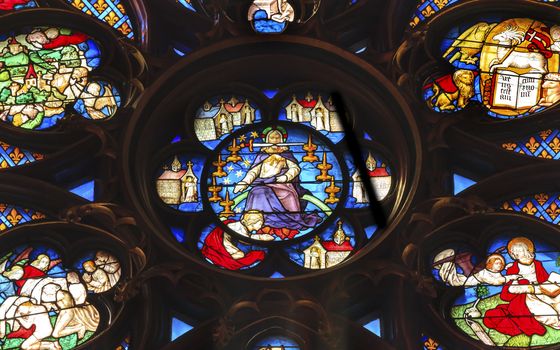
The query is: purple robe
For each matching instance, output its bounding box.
[244,151,321,230]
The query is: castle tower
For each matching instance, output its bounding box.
[182,161,198,203]
[214,99,233,136]
[366,153,377,172]
[303,236,327,269]
[171,156,181,172]
[8,37,23,55]
[285,95,301,122]
[311,95,330,131]
[24,64,38,89]
[9,82,20,96]
[333,220,347,245]
[241,99,255,124]
[227,96,239,107]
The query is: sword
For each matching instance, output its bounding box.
[242,139,305,152]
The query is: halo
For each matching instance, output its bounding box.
[507,237,535,255]
[261,126,287,142]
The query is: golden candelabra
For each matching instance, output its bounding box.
[325,176,340,204]
[212,154,227,178]
[302,134,318,162]
[316,151,332,181]
[219,190,235,218]
[227,138,242,163]
[208,175,223,203]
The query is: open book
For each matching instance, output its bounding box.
[490,70,542,110]
[541,272,560,297]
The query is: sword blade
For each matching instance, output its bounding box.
[250,142,305,147]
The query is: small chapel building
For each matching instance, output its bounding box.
[303,221,353,269]
[284,93,343,132]
[156,156,199,205]
[194,97,256,141]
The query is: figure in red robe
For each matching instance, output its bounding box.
[201,220,265,270]
[483,237,555,337]
[483,259,549,336]
[0,0,31,11]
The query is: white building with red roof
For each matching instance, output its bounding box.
[156,156,198,205]
[352,153,392,202]
[285,92,343,132]
[194,97,256,141]
[303,221,353,269]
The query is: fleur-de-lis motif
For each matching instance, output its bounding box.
[105,11,120,26]
[0,203,6,212]
[0,142,8,151]
[7,208,22,226]
[546,202,560,220]
[523,201,537,215]
[540,149,552,159]
[117,3,126,15]
[31,211,46,220]
[71,0,85,9]
[539,129,552,140]
[513,197,522,206]
[502,201,512,210]
[421,5,435,17]
[535,193,549,205]
[94,0,108,12]
[119,23,132,36]
[424,338,439,350]
[434,0,449,8]
[502,143,517,151]
[9,147,24,163]
[526,137,540,153]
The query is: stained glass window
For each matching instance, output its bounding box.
[409,0,462,28]
[66,0,135,39]
[285,219,355,269]
[171,317,193,341]
[501,193,560,225]
[363,318,382,337]
[453,173,476,195]
[0,203,45,231]
[252,335,300,349]
[248,0,295,33]
[0,246,121,349]
[422,335,444,350]
[423,17,560,118]
[407,2,560,347]
[410,1,559,28]
[197,223,268,271]
[194,96,261,149]
[432,236,560,347]
[502,129,560,159]
[0,141,43,168]
[150,90,392,274]
[0,27,120,129]
[23,0,560,346]
[69,179,96,201]
[156,154,204,212]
